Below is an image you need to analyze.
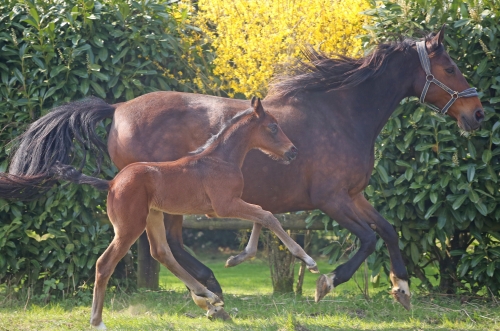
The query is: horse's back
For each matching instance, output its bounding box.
[108,91,248,169]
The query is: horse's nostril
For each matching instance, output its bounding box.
[291,146,298,154]
[475,109,484,123]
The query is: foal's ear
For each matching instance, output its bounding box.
[430,24,446,49]
[251,97,265,118]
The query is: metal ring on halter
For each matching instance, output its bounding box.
[426,74,434,82]
[451,91,459,99]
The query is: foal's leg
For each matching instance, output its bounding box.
[90,221,145,329]
[353,195,410,309]
[314,193,376,302]
[145,210,223,307]
[225,223,262,267]
[216,199,318,273]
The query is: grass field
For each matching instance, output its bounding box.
[1,253,500,330]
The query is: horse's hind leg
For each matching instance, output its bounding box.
[164,214,224,299]
[145,210,223,307]
[353,194,410,309]
[225,223,262,267]
[90,222,144,329]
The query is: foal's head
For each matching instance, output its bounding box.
[413,25,484,131]
[247,97,298,163]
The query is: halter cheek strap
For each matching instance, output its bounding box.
[416,41,478,114]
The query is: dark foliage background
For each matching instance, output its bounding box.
[0,0,215,300]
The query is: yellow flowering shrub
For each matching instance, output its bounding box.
[195,0,370,97]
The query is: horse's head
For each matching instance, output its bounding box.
[250,97,297,163]
[414,25,484,131]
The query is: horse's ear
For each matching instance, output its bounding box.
[252,97,265,118]
[431,24,446,49]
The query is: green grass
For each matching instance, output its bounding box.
[1,254,500,330]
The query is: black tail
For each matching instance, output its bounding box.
[52,162,109,191]
[0,97,115,200]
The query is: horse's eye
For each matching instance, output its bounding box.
[445,67,455,74]
[268,123,278,134]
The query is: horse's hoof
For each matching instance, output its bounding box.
[207,306,232,321]
[211,294,224,307]
[191,291,224,309]
[315,274,334,303]
[307,263,320,274]
[91,321,107,330]
[225,255,239,268]
[391,289,411,310]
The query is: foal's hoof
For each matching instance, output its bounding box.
[225,255,241,268]
[315,274,334,303]
[307,263,320,274]
[207,306,232,321]
[391,289,411,310]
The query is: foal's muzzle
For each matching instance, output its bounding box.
[285,146,298,161]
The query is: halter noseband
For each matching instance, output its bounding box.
[416,40,478,114]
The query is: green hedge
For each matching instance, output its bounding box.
[364,0,500,294]
[0,0,214,300]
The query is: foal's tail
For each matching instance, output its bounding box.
[0,97,116,200]
[52,162,109,191]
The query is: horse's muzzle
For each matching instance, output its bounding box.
[285,146,298,162]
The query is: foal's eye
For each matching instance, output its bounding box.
[445,67,455,74]
[268,123,278,134]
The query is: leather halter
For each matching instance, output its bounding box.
[416,40,478,114]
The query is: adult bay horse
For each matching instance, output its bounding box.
[0,27,483,314]
[51,98,315,329]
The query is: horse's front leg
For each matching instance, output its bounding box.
[353,194,411,309]
[215,199,318,273]
[225,223,262,267]
[314,192,377,302]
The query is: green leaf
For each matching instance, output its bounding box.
[468,189,479,203]
[487,262,495,277]
[425,202,442,220]
[467,164,475,182]
[429,192,438,204]
[410,242,419,265]
[475,202,488,216]
[452,194,468,210]
[65,243,75,254]
[89,81,106,98]
[482,150,492,164]
[437,215,447,229]
[377,164,389,184]
[453,19,470,27]
[413,191,427,204]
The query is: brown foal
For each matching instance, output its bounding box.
[53,97,318,329]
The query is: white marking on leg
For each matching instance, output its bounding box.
[93,321,106,330]
[394,278,410,296]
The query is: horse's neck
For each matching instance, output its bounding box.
[206,126,252,167]
[320,50,420,146]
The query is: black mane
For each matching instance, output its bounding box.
[269,34,442,96]
[190,108,254,155]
